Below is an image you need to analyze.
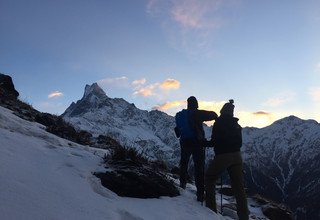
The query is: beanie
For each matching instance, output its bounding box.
[187,96,198,109]
[220,99,235,116]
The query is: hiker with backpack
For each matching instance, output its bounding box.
[205,100,249,220]
[175,96,218,202]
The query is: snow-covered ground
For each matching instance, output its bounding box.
[0,106,266,220]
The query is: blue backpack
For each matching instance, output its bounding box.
[175,109,196,139]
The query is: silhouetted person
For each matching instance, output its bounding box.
[175,96,217,202]
[205,100,249,220]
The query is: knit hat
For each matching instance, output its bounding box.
[187,96,198,109]
[220,99,235,116]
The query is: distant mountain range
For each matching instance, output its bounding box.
[62,83,320,219]
[242,117,320,220]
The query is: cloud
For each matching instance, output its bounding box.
[153,100,186,111]
[146,0,233,56]
[48,91,63,99]
[198,100,225,112]
[253,111,270,116]
[133,84,159,97]
[238,111,274,128]
[238,111,294,128]
[159,78,180,90]
[98,76,129,88]
[263,91,296,107]
[133,78,181,97]
[170,0,222,30]
[147,0,223,30]
[309,87,320,102]
[132,78,146,86]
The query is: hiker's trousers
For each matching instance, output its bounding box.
[205,151,249,220]
[180,139,205,197]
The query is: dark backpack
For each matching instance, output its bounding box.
[175,109,196,139]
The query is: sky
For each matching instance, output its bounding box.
[0,105,268,220]
[1,0,320,128]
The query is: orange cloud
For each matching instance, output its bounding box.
[133,78,180,97]
[133,84,158,97]
[48,91,63,99]
[159,78,180,90]
[153,100,186,111]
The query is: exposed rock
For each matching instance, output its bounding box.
[35,113,93,145]
[262,204,293,220]
[252,195,294,220]
[94,146,180,198]
[92,134,123,149]
[222,203,238,220]
[0,73,19,100]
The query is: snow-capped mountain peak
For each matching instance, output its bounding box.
[83,83,107,100]
[62,83,111,118]
[271,115,318,128]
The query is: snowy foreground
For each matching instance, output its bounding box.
[0,106,265,220]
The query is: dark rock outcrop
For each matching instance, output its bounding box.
[252,195,294,220]
[95,146,180,198]
[0,73,19,100]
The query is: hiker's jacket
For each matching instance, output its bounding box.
[176,109,217,141]
[211,115,242,155]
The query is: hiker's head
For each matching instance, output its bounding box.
[187,96,198,110]
[220,99,234,116]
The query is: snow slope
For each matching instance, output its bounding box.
[0,106,229,220]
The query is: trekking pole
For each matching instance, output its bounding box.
[220,175,223,215]
[201,145,206,206]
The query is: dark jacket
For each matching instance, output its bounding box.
[175,109,217,141]
[192,109,217,141]
[211,115,242,155]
